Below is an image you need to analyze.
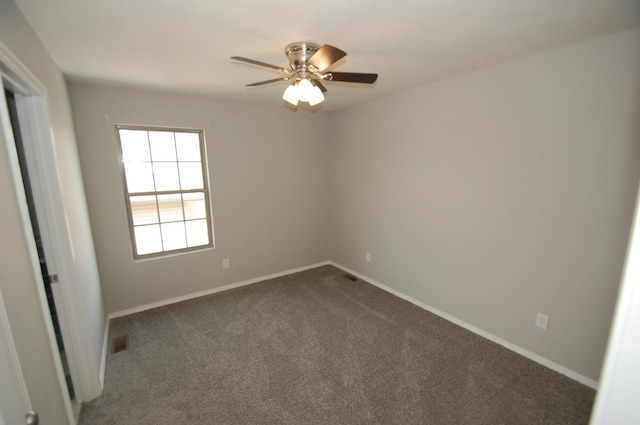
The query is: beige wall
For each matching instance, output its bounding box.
[328,28,640,382]
[69,84,331,313]
[68,28,638,385]
[0,0,105,420]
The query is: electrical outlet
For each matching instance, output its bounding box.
[535,313,549,330]
[366,252,371,263]
[223,259,230,269]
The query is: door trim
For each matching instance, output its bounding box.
[1,39,100,408]
[0,44,77,423]
[0,288,32,424]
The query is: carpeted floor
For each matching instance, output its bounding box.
[79,265,595,424]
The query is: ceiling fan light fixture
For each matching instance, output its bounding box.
[235,42,375,108]
[282,83,300,105]
[297,78,314,102]
[308,84,325,106]
[282,78,325,106]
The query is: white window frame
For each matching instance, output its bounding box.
[115,125,214,260]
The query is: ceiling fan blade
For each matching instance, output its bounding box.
[314,79,328,93]
[324,72,378,84]
[231,56,291,74]
[245,77,290,87]
[305,44,347,72]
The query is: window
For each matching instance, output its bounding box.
[116,126,214,259]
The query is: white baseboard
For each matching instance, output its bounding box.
[101,259,598,390]
[101,261,331,385]
[99,317,110,389]
[107,261,331,320]
[330,261,599,390]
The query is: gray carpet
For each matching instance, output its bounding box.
[79,265,595,424]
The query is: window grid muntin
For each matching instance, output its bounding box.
[116,125,213,259]
[128,189,208,249]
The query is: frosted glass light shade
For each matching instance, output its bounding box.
[297,78,314,102]
[308,85,324,106]
[282,83,299,105]
[282,79,325,106]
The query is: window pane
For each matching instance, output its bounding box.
[120,130,150,161]
[186,219,209,247]
[179,163,204,190]
[153,162,180,191]
[161,222,187,250]
[157,194,184,223]
[182,192,206,220]
[134,224,163,255]
[176,133,201,161]
[149,131,177,161]
[130,195,159,225]
[124,163,155,193]
[118,126,212,258]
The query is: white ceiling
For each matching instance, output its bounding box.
[13,0,640,111]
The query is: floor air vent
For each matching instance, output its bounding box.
[342,274,358,282]
[112,335,129,353]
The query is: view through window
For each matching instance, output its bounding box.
[116,126,214,258]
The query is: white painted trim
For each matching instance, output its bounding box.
[99,318,110,389]
[108,261,331,319]
[0,42,46,96]
[589,183,640,424]
[330,261,599,389]
[0,44,75,424]
[15,92,101,403]
[1,39,103,402]
[0,288,31,417]
[104,261,330,382]
[103,261,331,376]
[104,258,597,389]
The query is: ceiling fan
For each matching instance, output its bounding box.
[231,42,378,107]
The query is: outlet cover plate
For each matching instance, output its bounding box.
[535,313,550,330]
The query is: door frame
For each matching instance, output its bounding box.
[0,41,100,406]
[589,181,640,423]
[0,287,32,425]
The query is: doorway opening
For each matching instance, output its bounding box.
[4,87,75,400]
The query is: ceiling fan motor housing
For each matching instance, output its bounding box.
[231,42,377,105]
[285,42,320,70]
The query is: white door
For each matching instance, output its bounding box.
[0,289,36,425]
[589,183,640,424]
[1,44,103,405]
[1,43,88,422]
